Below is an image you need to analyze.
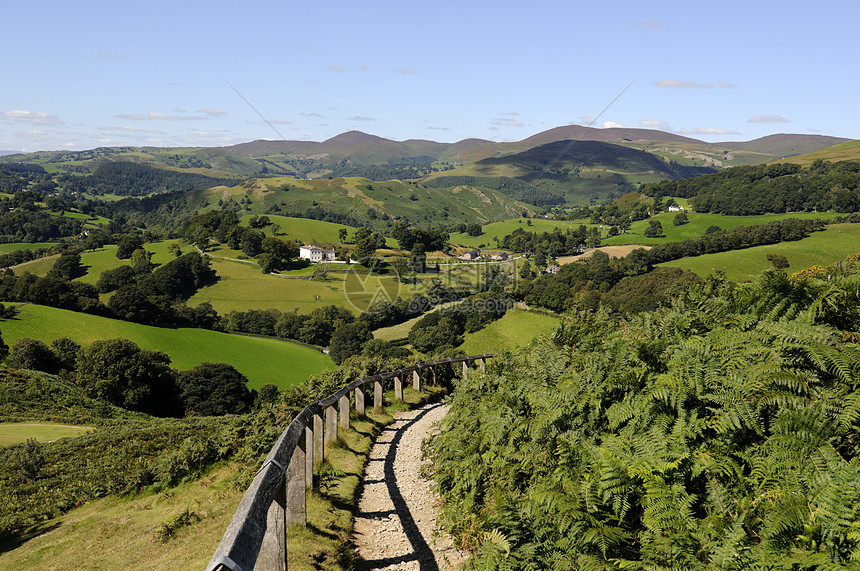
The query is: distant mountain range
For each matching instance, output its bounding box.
[0,126,852,207]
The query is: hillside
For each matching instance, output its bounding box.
[720,133,851,157]
[3,127,851,208]
[0,304,335,390]
[189,176,537,227]
[771,139,860,166]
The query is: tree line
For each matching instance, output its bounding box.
[642,159,860,215]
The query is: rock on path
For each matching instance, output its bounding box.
[353,402,466,570]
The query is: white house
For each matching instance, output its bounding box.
[668,205,685,212]
[300,245,336,263]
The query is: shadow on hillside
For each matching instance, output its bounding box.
[0,520,62,555]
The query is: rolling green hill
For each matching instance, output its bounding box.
[0,304,335,390]
[659,222,860,282]
[458,308,560,354]
[189,176,537,227]
[5,127,850,209]
[602,210,843,247]
[770,139,860,167]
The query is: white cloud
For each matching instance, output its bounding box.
[654,79,714,88]
[679,127,741,135]
[115,111,207,121]
[96,51,120,59]
[718,80,738,88]
[328,64,346,72]
[747,114,789,123]
[491,118,525,127]
[427,126,450,131]
[602,121,626,128]
[638,20,662,29]
[2,110,64,125]
[394,68,416,74]
[198,108,226,117]
[498,112,520,116]
[301,112,326,118]
[576,115,596,125]
[269,118,292,125]
[640,119,673,131]
[348,116,375,121]
[98,125,167,134]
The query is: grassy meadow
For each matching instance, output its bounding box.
[0,242,56,255]
[458,309,560,355]
[0,423,94,447]
[0,304,334,390]
[0,463,244,570]
[603,210,842,247]
[660,223,860,282]
[238,214,354,244]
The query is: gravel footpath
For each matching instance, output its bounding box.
[353,402,466,570]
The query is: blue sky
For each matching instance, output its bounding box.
[2,0,858,152]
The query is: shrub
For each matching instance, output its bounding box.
[6,338,59,374]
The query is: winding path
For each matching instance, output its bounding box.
[353,402,466,570]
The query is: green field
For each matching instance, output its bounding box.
[449,217,596,249]
[188,257,485,315]
[660,223,860,282]
[12,241,184,284]
[0,304,335,390]
[458,308,560,354]
[0,422,94,447]
[603,210,842,247]
[239,214,355,244]
[0,242,56,255]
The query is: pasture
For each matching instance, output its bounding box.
[0,304,334,390]
[458,309,560,354]
[660,223,860,282]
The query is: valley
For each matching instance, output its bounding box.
[1,126,859,569]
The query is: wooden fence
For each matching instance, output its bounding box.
[205,354,494,571]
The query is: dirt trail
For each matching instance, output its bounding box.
[353,402,466,570]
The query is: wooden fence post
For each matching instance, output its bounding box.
[431,364,437,385]
[257,480,287,571]
[286,435,306,526]
[462,360,468,380]
[325,405,337,444]
[339,394,350,429]
[374,380,383,412]
[413,369,421,392]
[355,385,365,416]
[304,425,313,489]
[313,410,324,466]
[479,357,486,373]
[394,372,403,401]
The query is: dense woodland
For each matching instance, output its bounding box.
[644,160,860,215]
[56,161,238,197]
